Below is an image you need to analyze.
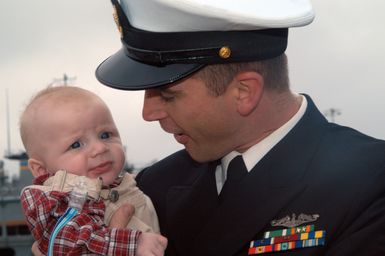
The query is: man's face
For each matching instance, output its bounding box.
[142,77,240,162]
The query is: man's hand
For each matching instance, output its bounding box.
[137,233,168,256]
[113,204,167,255]
[109,203,135,228]
[31,241,43,256]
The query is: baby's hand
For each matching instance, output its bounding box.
[136,232,168,256]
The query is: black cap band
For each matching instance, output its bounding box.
[121,29,288,66]
[113,0,288,65]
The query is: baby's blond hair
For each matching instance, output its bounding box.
[19,86,101,157]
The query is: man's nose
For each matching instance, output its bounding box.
[142,89,168,121]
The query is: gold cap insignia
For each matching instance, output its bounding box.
[112,5,123,38]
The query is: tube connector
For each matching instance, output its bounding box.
[68,176,88,212]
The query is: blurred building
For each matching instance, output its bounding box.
[0,156,34,256]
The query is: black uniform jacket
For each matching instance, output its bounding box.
[136,95,385,256]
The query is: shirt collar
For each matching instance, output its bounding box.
[221,94,307,172]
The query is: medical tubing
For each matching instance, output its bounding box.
[48,208,78,256]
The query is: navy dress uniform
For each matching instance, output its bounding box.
[96,0,385,255]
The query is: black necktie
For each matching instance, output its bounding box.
[220,155,248,199]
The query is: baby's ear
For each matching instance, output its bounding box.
[28,158,49,177]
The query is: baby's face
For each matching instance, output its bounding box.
[35,96,125,186]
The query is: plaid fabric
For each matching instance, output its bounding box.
[20,176,141,255]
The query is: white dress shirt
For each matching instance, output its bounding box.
[215,95,308,194]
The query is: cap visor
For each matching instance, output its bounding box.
[96,48,204,90]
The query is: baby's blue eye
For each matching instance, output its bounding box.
[70,141,81,149]
[100,132,110,139]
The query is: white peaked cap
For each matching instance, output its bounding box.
[119,0,315,32]
[96,0,315,90]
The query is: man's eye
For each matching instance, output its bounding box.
[100,132,110,139]
[70,141,81,149]
[160,94,175,102]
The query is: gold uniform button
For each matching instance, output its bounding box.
[219,46,231,59]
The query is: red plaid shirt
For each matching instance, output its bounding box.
[20,174,141,255]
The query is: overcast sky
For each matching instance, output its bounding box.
[1,0,384,177]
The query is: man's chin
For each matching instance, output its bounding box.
[186,148,218,163]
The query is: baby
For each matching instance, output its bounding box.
[19,86,167,256]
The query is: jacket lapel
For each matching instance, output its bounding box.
[166,160,221,254]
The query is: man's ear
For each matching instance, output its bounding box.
[28,158,48,177]
[233,71,264,116]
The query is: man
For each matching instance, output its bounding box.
[95,0,385,255]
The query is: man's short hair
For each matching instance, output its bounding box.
[193,54,289,96]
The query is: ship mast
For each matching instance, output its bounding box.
[5,89,11,156]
